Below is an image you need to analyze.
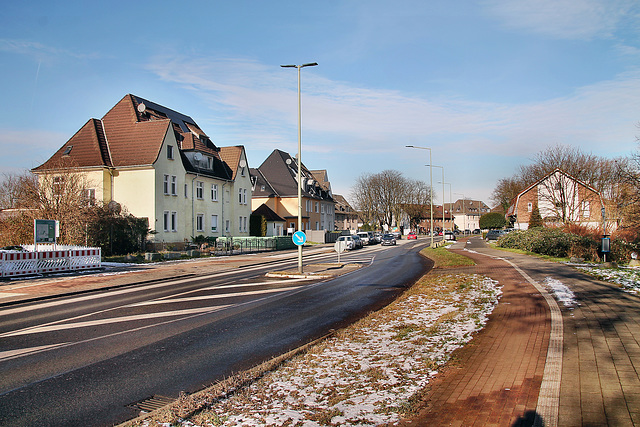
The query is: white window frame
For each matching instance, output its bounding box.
[171,176,177,196]
[238,188,243,204]
[211,184,218,201]
[527,202,533,212]
[196,181,204,200]
[163,211,170,232]
[171,212,177,232]
[242,189,247,205]
[211,214,218,232]
[196,214,204,232]
[163,175,169,195]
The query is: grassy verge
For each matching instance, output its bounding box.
[485,243,570,263]
[420,245,475,268]
[129,272,501,427]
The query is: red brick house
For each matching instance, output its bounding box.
[506,169,605,230]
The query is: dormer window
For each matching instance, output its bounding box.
[207,157,212,169]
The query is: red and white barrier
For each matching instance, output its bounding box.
[1,246,101,278]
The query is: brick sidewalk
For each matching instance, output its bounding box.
[399,246,551,426]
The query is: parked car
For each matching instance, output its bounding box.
[336,235,355,250]
[407,232,417,240]
[381,233,397,246]
[444,230,456,241]
[392,231,401,240]
[356,232,372,245]
[485,229,507,241]
[351,234,364,248]
[473,229,481,234]
[373,232,382,243]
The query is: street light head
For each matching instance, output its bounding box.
[281,64,296,68]
[301,62,318,67]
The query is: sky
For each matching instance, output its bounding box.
[1,0,639,207]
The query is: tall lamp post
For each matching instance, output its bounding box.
[426,165,445,233]
[281,62,318,273]
[439,182,453,232]
[406,145,433,248]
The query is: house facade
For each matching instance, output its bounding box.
[250,150,335,233]
[506,169,605,230]
[33,94,252,249]
[448,199,490,231]
[334,194,359,231]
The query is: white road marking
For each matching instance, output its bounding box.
[1,305,232,337]
[0,343,70,361]
[128,286,303,307]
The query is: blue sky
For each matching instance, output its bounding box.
[1,0,639,207]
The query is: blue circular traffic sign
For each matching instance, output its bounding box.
[292,231,307,246]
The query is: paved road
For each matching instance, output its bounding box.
[0,240,430,426]
[404,236,640,426]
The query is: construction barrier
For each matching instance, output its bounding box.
[0,246,101,278]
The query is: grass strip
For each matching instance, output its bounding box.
[420,245,475,268]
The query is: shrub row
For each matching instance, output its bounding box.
[496,228,600,260]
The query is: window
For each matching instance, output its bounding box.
[582,201,590,217]
[315,202,319,213]
[238,188,243,204]
[84,189,96,206]
[167,145,174,160]
[244,217,248,232]
[306,200,312,212]
[171,176,177,196]
[240,166,246,176]
[243,189,247,205]
[527,202,533,212]
[239,216,243,232]
[163,175,169,195]
[211,184,218,201]
[211,215,218,232]
[207,157,212,169]
[196,214,204,232]
[196,181,204,199]
[225,220,230,233]
[171,212,177,232]
[261,185,265,192]
[184,184,188,198]
[163,211,170,232]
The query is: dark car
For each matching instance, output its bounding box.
[381,234,397,246]
[485,229,506,241]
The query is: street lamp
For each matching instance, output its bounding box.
[406,145,433,248]
[281,62,318,273]
[426,164,444,233]
[439,182,453,233]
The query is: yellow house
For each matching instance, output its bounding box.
[33,94,252,249]
[250,150,335,234]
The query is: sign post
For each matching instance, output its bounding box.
[334,239,347,263]
[34,219,59,249]
[292,231,307,272]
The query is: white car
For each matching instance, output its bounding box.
[356,232,372,245]
[336,235,355,250]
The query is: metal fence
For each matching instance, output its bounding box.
[213,236,297,256]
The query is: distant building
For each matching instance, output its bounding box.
[252,203,286,237]
[506,168,606,230]
[449,199,491,231]
[250,149,335,233]
[32,94,252,248]
[333,194,358,231]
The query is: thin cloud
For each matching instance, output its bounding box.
[147,55,640,162]
[0,38,102,63]
[481,0,635,40]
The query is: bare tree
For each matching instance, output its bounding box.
[351,170,430,230]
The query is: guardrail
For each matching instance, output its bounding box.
[0,247,101,278]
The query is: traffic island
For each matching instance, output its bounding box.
[266,262,362,279]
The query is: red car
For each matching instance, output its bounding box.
[407,232,417,240]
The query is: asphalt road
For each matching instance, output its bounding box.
[0,239,431,426]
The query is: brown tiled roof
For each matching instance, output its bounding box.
[102,94,170,167]
[33,118,112,171]
[219,146,243,180]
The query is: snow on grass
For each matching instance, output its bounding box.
[153,273,501,427]
[543,277,577,308]
[575,265,640,295]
